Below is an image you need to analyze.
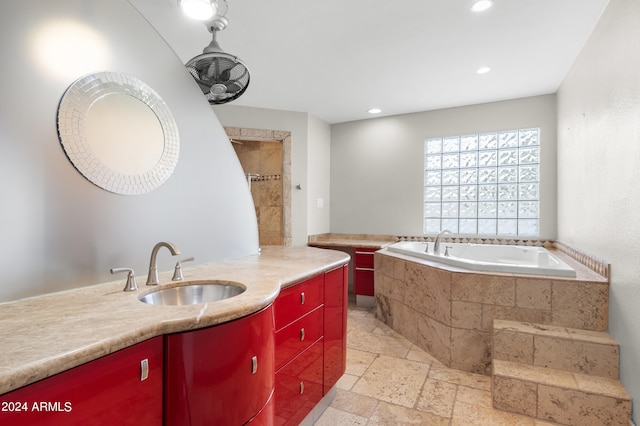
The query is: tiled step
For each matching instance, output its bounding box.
[493,319,620,379]
[492,359,631,425]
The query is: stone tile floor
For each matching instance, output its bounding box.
[315,302,559,425]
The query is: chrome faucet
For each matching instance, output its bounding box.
[433,229,453,255]
[146,241,181,286]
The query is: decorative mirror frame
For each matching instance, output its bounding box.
[57,71,180,195]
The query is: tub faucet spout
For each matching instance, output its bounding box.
[146,241,181,286]
[433,230,453,255]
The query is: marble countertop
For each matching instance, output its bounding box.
[308,233,397,249]
[0,246,350,396]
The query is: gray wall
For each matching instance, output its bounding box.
[557,0,640,420]
[0,0,257,302]
[213,104,332,245]
[329,95,558,238]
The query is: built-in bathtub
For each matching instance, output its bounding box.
[387,241,576,277]
[374,244,609,375]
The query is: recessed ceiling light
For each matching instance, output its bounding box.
[471,0,493,12]
[368,108,382,114]
[476,66,491,74]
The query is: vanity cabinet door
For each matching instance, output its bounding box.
[164,305,275,426]
[0,337,163,426]
[323,264,348,394]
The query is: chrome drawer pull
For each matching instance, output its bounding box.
[300,328,305,341]
[300,292,305,304]
[251,356,258,374]
[355,267,375,272]
[355,251,375,255]
[140,359,149,381]
[299,381,304,394]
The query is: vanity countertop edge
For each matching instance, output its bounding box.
[0,246,350,396]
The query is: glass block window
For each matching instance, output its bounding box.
[424,128,540,236]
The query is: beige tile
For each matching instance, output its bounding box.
[345,348,377,376]
[455,385,493,409]
[451,400,536,425]
[348,314,379,333]
[493,329,534,364]
[534,336,620,378]
[537,385,631,426]
[492,375,537,417]
[368,401,450,425]
[415,378,457,418]
[417,315,451,366]
[551,281,608,331]
[392,257,406,282]
[494,319,569,339]
[450,328,492,374]
[329,389,379,418]
[348,328,412,359]
[336,373,359,390]
[452,273,515,306]
[515,278,552,309]
[403,262,452,325]
[428,365,492,391]
[566,327,619,345]
[372,314,402,337]
[481,305,551,332]
[493,360,578,389]
[313,406,368,426]
[573,373,631,400]
[406,345,439,365]
[351,355,430,408]
[391,301,419,344]
[452,300,483,330]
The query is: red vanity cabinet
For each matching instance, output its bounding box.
[164,304,275,426]
[354,248,377,296]
[0,337,163,426]
[273,275,325,425]
[323,265,348,393]
[273,264,348,425]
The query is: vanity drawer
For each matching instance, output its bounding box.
[274,274,324,330]
[274,339,324,426]
[275,306,323,371]
[354,248,377,268]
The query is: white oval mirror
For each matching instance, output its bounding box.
[57,72,179,195]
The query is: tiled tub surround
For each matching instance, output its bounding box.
[373,247,609,375]
[0,246,349,396]
[374,247,633,424]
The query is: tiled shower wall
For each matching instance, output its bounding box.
[233,140,284,245]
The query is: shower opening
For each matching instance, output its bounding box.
[226,127,291,246]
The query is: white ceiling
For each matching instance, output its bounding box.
[130,0,608,124]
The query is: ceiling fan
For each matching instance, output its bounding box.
[184,0,250,104]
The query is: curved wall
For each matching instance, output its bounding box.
[0,0,258,302]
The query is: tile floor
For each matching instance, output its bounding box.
[315,303,559,425]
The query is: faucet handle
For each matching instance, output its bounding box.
[172,257,195,281]
[111,267,138,292]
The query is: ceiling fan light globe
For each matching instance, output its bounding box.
[181,0,217,21]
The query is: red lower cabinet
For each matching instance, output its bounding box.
[354,248,376,296]
[274,339,324,426]
[324,265,348,393]
[0,337,163,426]
[164,305,275,426]
[273,265,348,424]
